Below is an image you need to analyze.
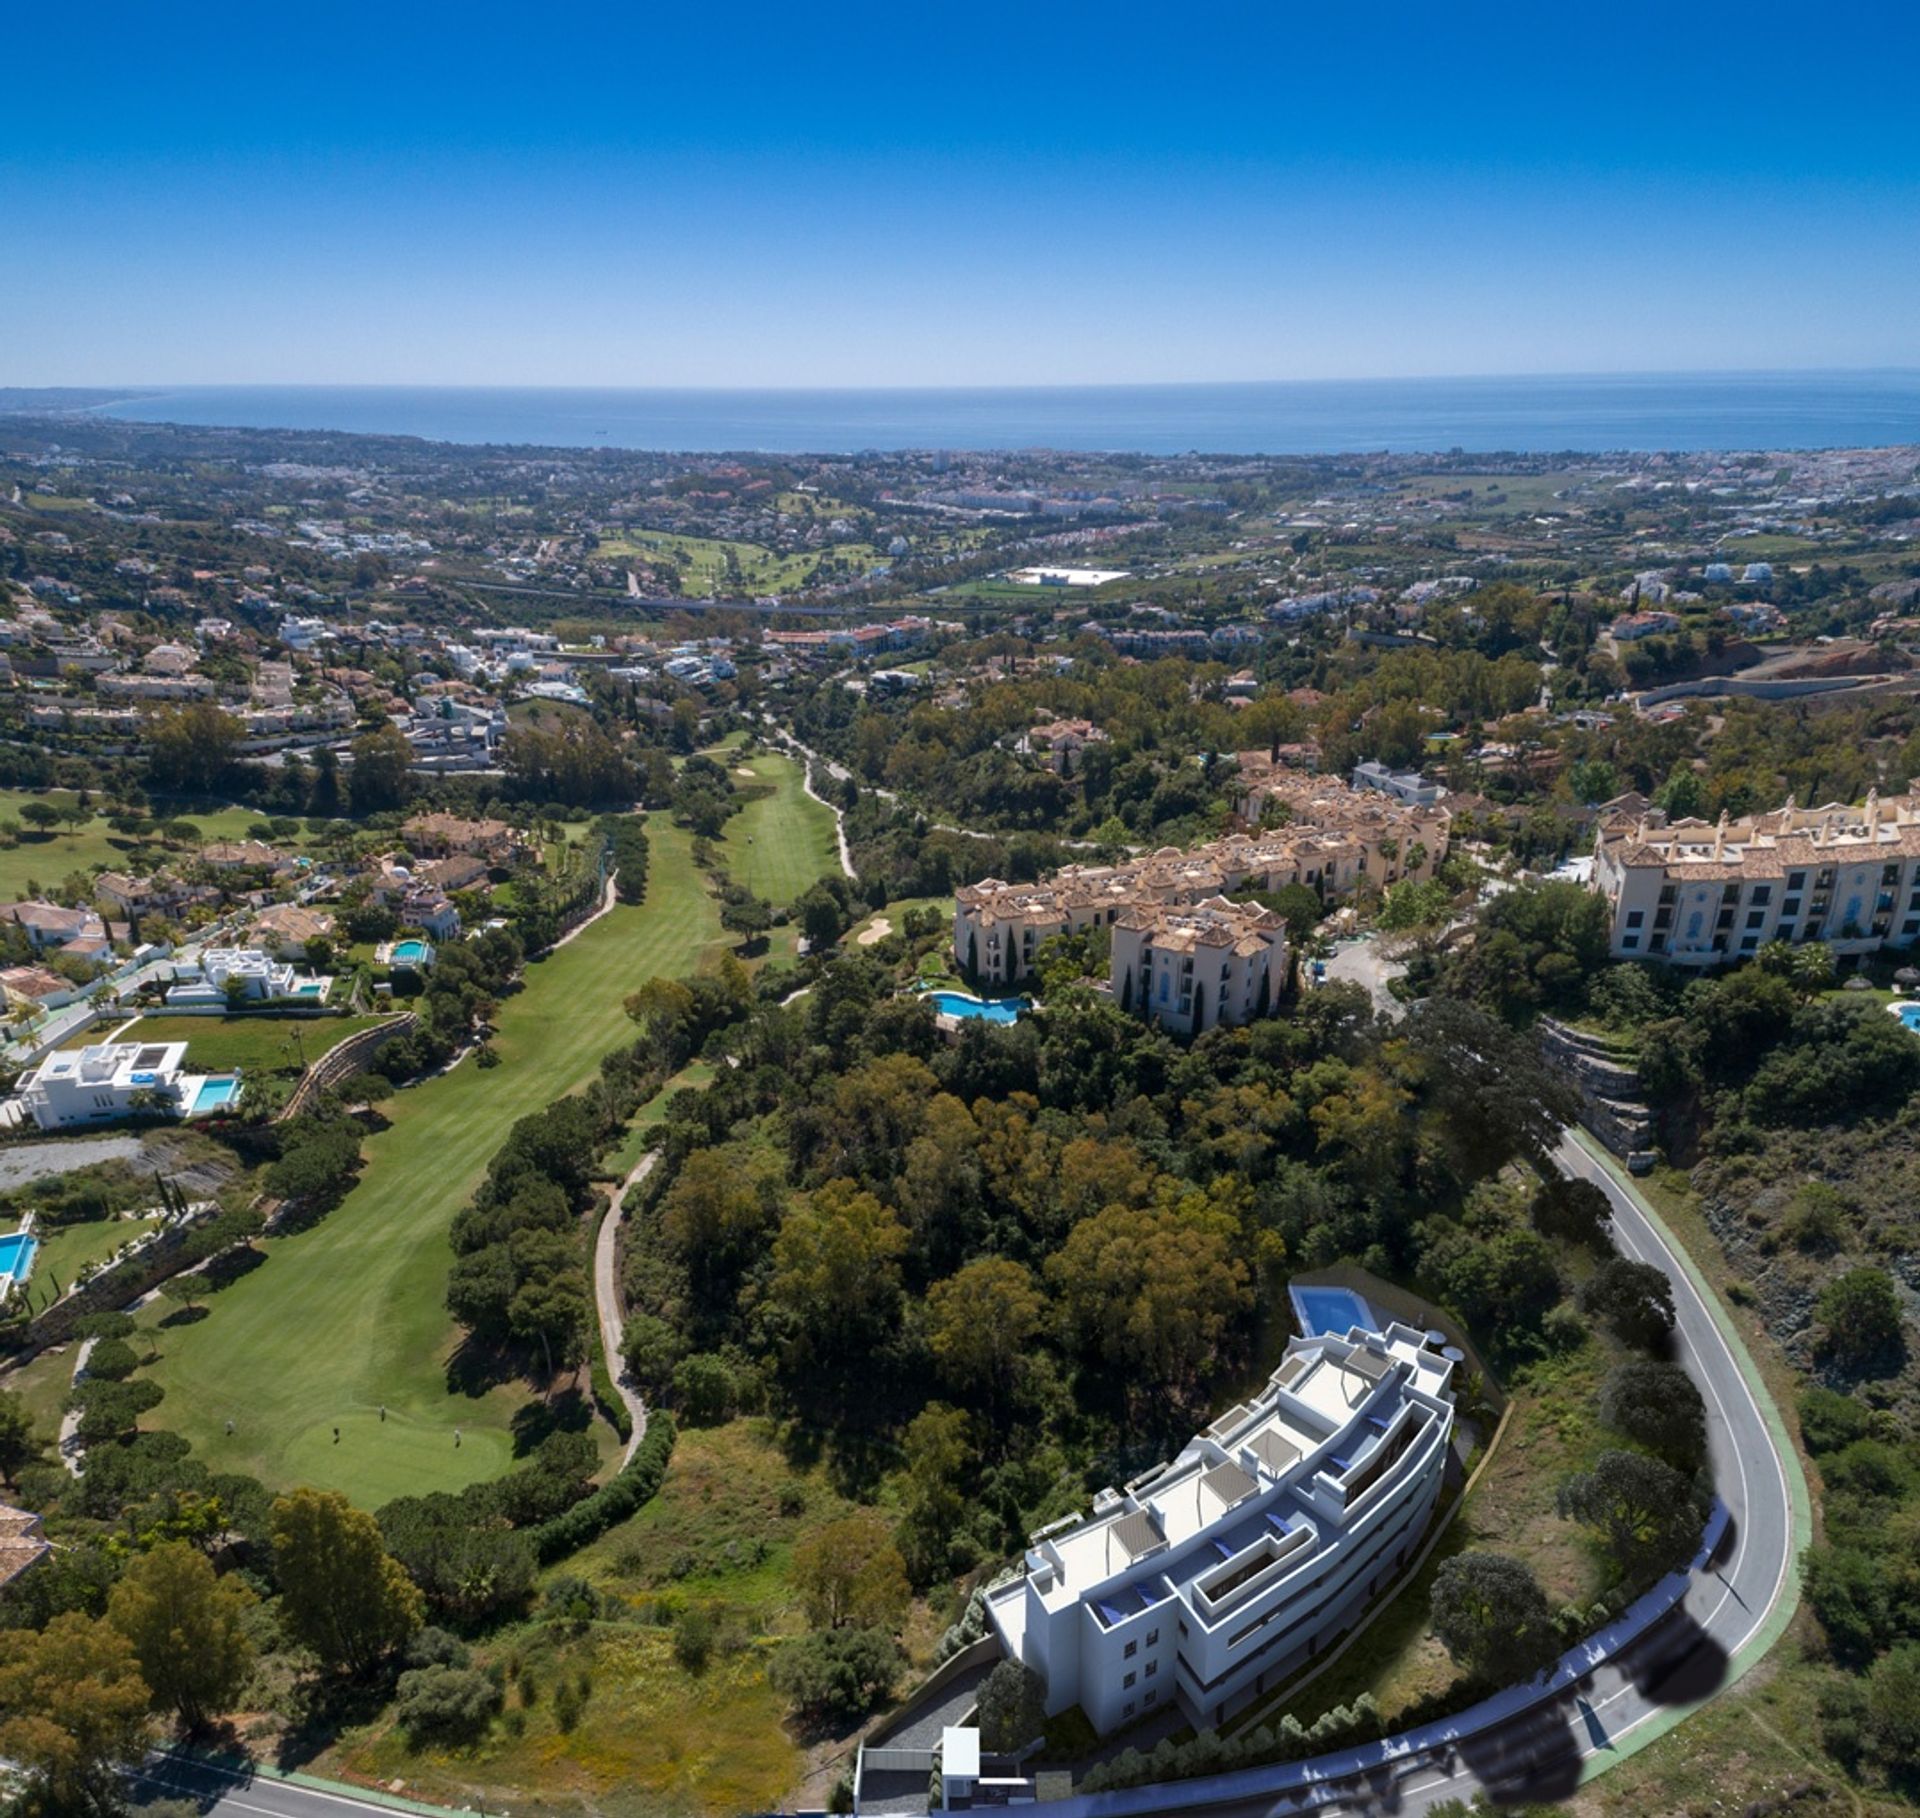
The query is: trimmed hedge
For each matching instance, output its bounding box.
[533,1411,674,1562]
[590,1352,634,1443]
[1080,1694,1384,1793]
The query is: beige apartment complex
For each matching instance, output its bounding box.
[1592,789,1920,964]
[1110,897,1287,1034]
[953,767,1448,1028]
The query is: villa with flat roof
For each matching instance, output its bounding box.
[17,1040,240,1130]
[165,947,332,1007]
[985,1321,1454,1736]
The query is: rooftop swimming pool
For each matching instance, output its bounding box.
[0,1232,38,1289]
[925,989,1028,1024]
[1291,1284,1379,1338]
[193,1076,241,1114]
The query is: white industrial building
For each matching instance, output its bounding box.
[985,1321,1454,1736]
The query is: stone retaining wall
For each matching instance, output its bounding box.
[1537,1016,1655,1159]
[12,1213,216,1349]
[276,1014,417,1123]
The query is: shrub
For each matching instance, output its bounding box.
[83,1337,140,1383]
[404,1627,472,1670]
[768,1626,903,1727]
[1805,1545,1892,1667]
[543,1575,602,1623]
[590,1354,632,1443]
[1816,1268,1905,1374]
[394,1665,502,1744]
[532,1414,675,1563]
[1799,1386,1875,1455]
[673,1605,715,1673]
[73,1311,137,1342]
[977,1660,1046,1752]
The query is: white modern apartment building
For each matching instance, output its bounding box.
[985,1322,1454,1736]
[1111,897,1287,1034]
[18,1040,233,1130]
[1592,790,1920,965]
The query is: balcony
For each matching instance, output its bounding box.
[1192,1519,1315,1621]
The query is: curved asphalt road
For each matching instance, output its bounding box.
[129,1140,1800,1818]
[1193,1130,1800,1818]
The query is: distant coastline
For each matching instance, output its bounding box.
[15,370,1920,457]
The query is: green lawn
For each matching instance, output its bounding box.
[138,819,724,1507]
[0,793,321,903]
[713,754,841,906]
[62,1013,397,1076]
[15,1216,162,1318]
[593,528,866,595]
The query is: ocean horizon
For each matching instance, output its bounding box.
[68,370,1920,458]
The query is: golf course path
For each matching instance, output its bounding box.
[55,1335,97,1475]
[594,1148,657,1464]
[761,725,857,879]
[554,871,618,946]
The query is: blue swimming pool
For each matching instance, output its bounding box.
[926,990,1028,1024]
[1291,1284,1378,1337]
[1895,1003,1920,1031]
[193,1076,241,1114]
[0,1232,38,1288]
[391,939,433,966]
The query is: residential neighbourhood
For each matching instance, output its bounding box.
[0,407,1911,1818]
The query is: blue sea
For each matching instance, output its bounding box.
[83,371,1920,457]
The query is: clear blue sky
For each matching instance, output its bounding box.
[4,1,1916,387]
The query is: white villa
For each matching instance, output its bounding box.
[165,947,332,1008]
[1592,789,1920,964]
[18,1040,238,1130]
[985,1321,1454,1736]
